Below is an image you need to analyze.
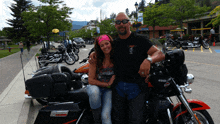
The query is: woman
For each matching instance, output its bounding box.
[19,42,24,55]
[87,34,115,124]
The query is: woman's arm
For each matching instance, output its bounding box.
[88,60,110,87]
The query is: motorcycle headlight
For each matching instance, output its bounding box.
[187,74,194,84]
[81,74,88,84]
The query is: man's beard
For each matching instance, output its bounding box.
[117,27,127,35]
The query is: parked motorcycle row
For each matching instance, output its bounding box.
[24,44,214,124]
[162,35,210,50]
[38,41,80,68]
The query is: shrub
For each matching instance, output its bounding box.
[158,38,166,45]
[7,42,13,45]
[182,34,190,40]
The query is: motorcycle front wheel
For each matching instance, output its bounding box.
[203,40,210,49]
[69,52,79,61]
[74,47,79,53]
[38,57,48,68]
[64,55,76,65]
[175,110,214,124]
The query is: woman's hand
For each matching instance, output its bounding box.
[108,75,115,86]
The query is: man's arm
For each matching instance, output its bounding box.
[138,45,165,78]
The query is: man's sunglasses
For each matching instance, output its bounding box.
[115,19,129,25]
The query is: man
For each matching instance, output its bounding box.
[89,12,165,124]
[210,27,215,43]
[26,40,31,54]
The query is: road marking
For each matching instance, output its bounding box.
[201,46,203,52]
[172,47,176,50]
[186,61,220,67]
[209,48,212,53]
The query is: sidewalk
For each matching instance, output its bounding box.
[0,46,41,124]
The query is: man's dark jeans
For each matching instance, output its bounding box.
[112,81,147,124]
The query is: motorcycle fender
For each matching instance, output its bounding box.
[34,102,84,124]
[74,63,89,73]
[173,99,210,120]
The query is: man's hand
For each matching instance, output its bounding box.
[138,59,151,77]
[88,52,96,64]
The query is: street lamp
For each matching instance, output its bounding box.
[135,2,138,22]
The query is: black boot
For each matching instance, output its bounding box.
[92,107,102,124]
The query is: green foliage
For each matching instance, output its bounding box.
[35,53,41,56]
[98,19,117,36]
[158,38,166,45]
[182,34,190,40]
[7,42,13,45]
[138,0,146,12]
[168,0,211,30]
[206,6,220,27]
[7,0,32,40]
[22,0,73,43]
[0,30,7,36]
[143,2,173,38]
[69,19,117,39]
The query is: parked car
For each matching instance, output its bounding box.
[72,37,86,48]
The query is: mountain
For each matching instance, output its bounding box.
[71,21,88,31]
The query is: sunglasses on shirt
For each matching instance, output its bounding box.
[115,19,129,25]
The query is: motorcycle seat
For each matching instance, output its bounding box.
[68,87,89,102]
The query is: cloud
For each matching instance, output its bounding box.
[0,0,152,30]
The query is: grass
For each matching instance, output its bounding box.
[0,45,34,59]
[0,48,23,58]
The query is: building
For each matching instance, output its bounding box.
[81,20,99,31]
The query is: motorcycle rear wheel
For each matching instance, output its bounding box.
[36,98,49,105]
[64,55,76,65]
[176,110,214,124]
[202,41,210,49]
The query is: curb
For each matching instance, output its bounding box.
[17,99,33,124]
[17,46,42,124]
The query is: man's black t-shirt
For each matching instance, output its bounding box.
[113,33,153,83]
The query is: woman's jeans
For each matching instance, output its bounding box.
[87,85,112,124]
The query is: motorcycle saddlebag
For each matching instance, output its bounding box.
[25,74,53,98]
[34,102,93,124]
[51,73,69,96]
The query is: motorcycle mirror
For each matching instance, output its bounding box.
[150,38,166,54]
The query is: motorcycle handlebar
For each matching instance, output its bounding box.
[79,58,88,64]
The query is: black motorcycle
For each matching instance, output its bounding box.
[26,49,214,124]
[66,43,79,62]
[181,36,210,49]
[164,36,182,48]
[38,45,76,67]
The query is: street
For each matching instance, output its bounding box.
[25,45,220,123]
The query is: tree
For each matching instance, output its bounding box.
[125,8,129,17]
[0,30,7,36]
[97,19,117,37]
[143,3,173,38]
[22,0,73,48]
[130,11,137,19]
[110,13,116,20]
[138,0,146,12]
[196,0,211,7]
[206,6,220,27]
[168,0,211,31]
[6,0,32,42]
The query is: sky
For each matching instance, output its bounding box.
[0,0,153,30]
